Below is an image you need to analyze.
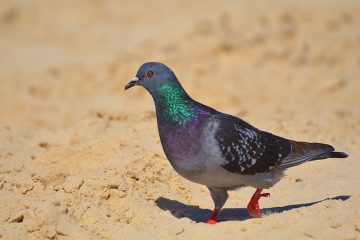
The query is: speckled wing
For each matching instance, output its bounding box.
[214,115,292,175]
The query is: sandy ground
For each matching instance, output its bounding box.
[0,0,360,239]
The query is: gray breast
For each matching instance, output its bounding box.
[168,118,226,183]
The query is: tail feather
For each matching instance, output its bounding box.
[279,141,348,169]
[317,151,349,159]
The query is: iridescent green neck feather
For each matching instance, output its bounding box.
[156,82,196,125]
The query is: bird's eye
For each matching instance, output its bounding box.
[146,71,154,78]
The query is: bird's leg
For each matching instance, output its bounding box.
[247,188,270,218]
[207,187,228,224]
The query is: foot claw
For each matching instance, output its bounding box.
[207,219,218,224]
[248,211,260,218]
[261,193,270,198]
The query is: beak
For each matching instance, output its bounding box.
[125,77,139,90]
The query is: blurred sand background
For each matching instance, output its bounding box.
[0,0,360,239]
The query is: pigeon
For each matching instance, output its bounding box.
[125,62,348,224]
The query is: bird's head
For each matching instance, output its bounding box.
[125,62,178,94]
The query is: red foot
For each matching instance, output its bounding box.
[207,209,219,224]
[247,189,270,218]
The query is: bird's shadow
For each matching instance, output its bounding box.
[155,195,351,223]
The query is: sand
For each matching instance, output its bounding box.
[0,0,360,239]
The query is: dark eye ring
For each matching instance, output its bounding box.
[146,71,154,78]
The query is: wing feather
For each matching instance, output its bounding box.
[214,114,292,175]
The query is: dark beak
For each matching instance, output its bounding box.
[125,77,139,90]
